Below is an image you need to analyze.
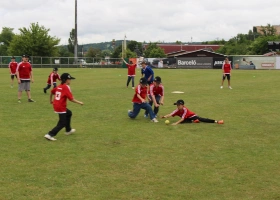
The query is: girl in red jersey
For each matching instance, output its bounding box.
[123,59,137,89]
[161,100,223,125]
[8,56,18,88]
[220,57,232,89]
[44,73,83,141]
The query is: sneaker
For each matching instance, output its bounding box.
[229,86,232,89]
[132,87,135,89]
[193,119,200,123]
[43,88,47,94]
[220,86,223,89]
[217,120,224,124]
[44,134,57,141]
[28,99,35,102]
[18,100,21,103]
[151,118,158,123]
[65,129,76,135]
[144,114,148,118]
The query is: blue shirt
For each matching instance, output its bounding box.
[141,66,154,82]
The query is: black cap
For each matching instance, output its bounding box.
[53,67,58,71]
[61,73,75,81]
[22,54,29,58]
[11,56,15,59]
[154,76,161,83]
[139,77,147,85]
[174,99,184,105]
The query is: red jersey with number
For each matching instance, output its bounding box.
[222,63,231,74]
[126,64,137,76]
[171,106,196,119]
[149,84,164,96]
[47,72,61,84]
[9,62,18,74]
[16,61,32,80]
[132,84,148,103]
[51,84,74,113]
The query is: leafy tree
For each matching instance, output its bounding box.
[0,27,15,56]
[111,45,122,58]
[86,47,101,58]
[58,46,73,57]
[68,28,75,53]
[260,24,276,36]
[248,35,280,55]
[118,49,136,58]
[8,22,60,56]
[143,42,166,58]
[127,40,142,56]
[101,49,112,58]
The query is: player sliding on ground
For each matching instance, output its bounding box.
[161,99,223,126]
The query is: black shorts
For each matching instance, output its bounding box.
[222,74,230,80]
[11,74,17,79]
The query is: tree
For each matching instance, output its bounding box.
[68,28,75,53]
[127,40,143,57]
[111,45,122,58]
[260,24,277,36]
[86,47,101,58]
[8,22,60,56]
[0,27,15,56]
[118,49,137,58]
[248,35,280,55]
[143,42,166,58]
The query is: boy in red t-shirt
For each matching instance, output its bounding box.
[144,76,164,118]
[43,67,61,93]
[44,73,84,141]
[128,78,158,122]
[123,59,137,89]
[220,57,232,89]
[8,56,18,88]
[161,100,223,125]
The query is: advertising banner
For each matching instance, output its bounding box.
[232,56,276,70]
[213,57,227,69]
[176,57,213,69]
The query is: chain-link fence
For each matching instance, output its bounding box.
[0,56,124,68]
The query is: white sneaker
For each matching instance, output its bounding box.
[151,118,158,123]
[229,86,232,89]
[144,114,148,118]
[65,129,76,135]
[44,134,57,141]
[132,87,135,89]
[220,86,223,89]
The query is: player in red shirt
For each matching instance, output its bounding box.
[161,99,224,125]
[144,76,164,118]
[43,67,61,93]
[128,78,158,122]
[220,57,232,89]
[16,54,35,103]
[8,56,18,88]
[44,73,84,141]
[123,59,137,89]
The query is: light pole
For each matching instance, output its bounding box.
[74,0,78,63]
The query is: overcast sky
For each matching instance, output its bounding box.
[1,0,280,45]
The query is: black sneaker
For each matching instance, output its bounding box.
[28,99,35,102]
[43,88,46,94]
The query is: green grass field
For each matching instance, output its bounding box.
[1,67,280,200]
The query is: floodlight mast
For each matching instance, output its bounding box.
[74,0,78,63]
